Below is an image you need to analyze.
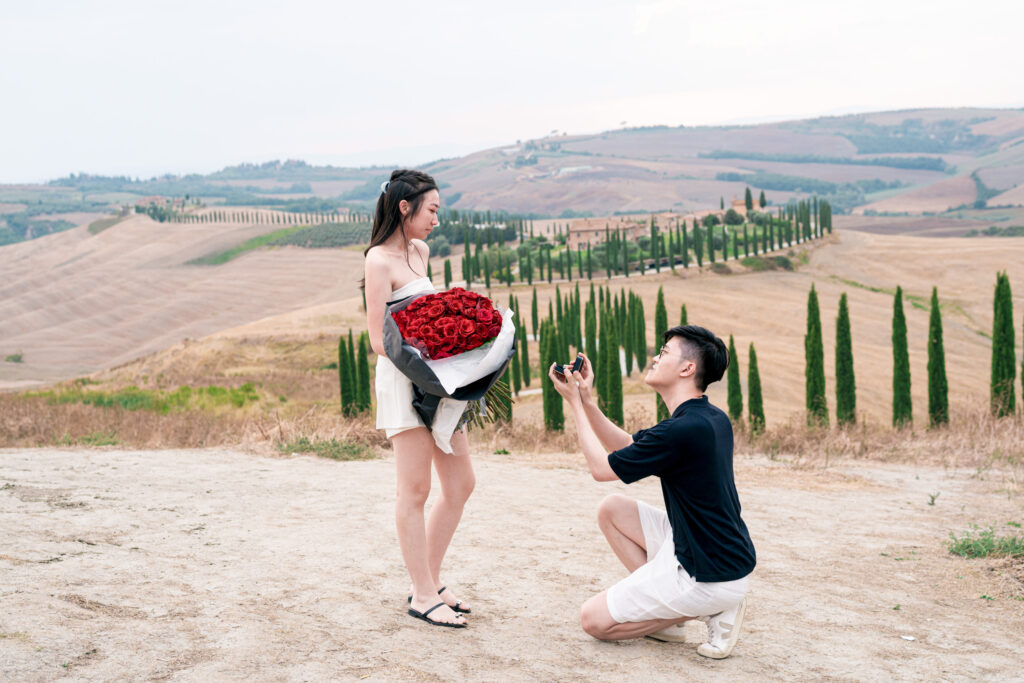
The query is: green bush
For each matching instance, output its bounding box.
[948,524,1024,558]
[741,256,794,272]
[32,382,259,413]
[278,436,375,461]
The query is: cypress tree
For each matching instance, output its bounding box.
[585,297,598,361]
[596,305,609,411]
[509,294,522,394]
[531,287,539,338]
[835,293,856,426]
[669,226,677,271]
[443,259,452,289]
[990,272,1016,417]
[628,295,641,371]
[338,333,351,414]
[623,297,635,376]
[927,287,949,427]
[694,223,704,267]
[805,285,828,426]
[587,242,593,280]
[602,305,625,426]
[484,256,491,289]
[356,332,371,413]
[636,297,647,371]
[892,286,912,427]
[743,224,749,257]
[622,232,630,277]
[680,304,688,326]
[748,343,765,434]
[653,288,668,420]
[707,223,715,263]
[744,187,753,211]
[519,316,531,387]
[759,190,766,209]
[681,224,690,268]
[510,333,522,395]
[540,320,564,432]
[726,335,742,421]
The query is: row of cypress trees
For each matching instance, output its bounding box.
[437,200,833,290]
[802,277,1018,430]
[725,335,766,434]
[339,330,371,416]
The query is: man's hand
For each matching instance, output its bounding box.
[547,362,582,408]
[572,353,596,405]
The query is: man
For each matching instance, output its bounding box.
[547,324,756,659]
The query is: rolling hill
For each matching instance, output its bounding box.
[4,108,1024,250]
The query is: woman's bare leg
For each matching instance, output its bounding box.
[426,428,475,610]
[392,427,465,625]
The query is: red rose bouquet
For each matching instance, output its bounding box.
[391,287,501,360]
[382,286,517,454]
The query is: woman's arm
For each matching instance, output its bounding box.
[364,250,390,357]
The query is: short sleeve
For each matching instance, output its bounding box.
[607,422,677,484]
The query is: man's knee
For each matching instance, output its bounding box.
[580,602,609,639]
[596,493,634,528]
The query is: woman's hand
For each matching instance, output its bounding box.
[572,353,596,405]
[547,362,582,409]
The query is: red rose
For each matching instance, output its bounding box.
[476,307,495,324]
[487,324,501,338]
[458,319,476,336]
[424,303,446,319]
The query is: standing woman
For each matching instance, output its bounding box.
[363,169,474,628]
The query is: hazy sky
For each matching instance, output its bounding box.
[2,0,1022,183]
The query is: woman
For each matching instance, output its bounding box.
[363,169,474,628]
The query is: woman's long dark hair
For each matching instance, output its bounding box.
[360,169,438,290]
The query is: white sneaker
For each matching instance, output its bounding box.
[647,619,706,644]
[697,598,746,659]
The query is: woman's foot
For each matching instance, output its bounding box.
[407,584,472,613]
[408,594,466,627]
[438,586,471,614]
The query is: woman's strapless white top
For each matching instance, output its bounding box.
[375,277,436,437]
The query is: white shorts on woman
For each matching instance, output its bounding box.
[605,500,749,623]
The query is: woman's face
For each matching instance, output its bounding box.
[402,189,440,240]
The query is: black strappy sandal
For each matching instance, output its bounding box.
[408,601,467,628]
[438,586,471,614]
[407,586,471,614]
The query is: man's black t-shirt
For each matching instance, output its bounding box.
[607,395,756,582]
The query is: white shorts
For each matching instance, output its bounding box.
[605,500,749,623]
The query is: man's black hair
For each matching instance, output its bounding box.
[663,325,729,391]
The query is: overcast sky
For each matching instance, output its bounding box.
[2,0,1022,183]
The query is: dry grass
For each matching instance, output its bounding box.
[740,408,1024,477]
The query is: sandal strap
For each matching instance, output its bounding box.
[421,601,448,619]
[437,586,448,595]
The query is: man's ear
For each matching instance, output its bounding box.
[679,360,696,380]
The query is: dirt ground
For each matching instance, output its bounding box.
[2,447,1022,681]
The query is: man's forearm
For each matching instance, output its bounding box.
[571,403,618,482]
[580,396,633,451]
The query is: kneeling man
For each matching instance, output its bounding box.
[548,325,756,659]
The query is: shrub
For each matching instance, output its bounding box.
[948,525,1024,558]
